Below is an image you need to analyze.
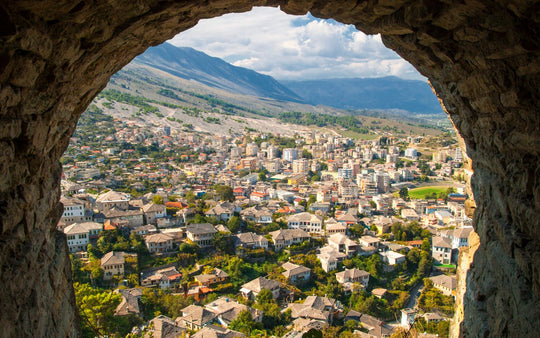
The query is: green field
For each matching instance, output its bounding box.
[396,186,451,199]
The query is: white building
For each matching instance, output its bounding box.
[282,148,298,162]
[287,212,323,235]
[64,222,103,253]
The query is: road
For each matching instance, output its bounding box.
[406,279,424,309]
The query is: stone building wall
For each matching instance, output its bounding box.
[0,0,539,336]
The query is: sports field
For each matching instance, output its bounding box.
[407,186,449,199]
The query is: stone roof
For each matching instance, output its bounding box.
[149,315,186,338]
[60,195,85,206]
[187,223,218,235]
[281,262,310,278]
[328,233,357,246]
[142,202,166,213]
[178,305,216,327]
[429,274,457,290]
[145,233,173,244]
[286,296,336,322]
[63,222,102,235]
[453,226,473,239]
[241,277,280,293]
[234,232,268,246]
[335,268,370,282]
[191,324,245,338]
[96,190,130,203]
[270,229,310,242]
[287,212,322,223]
[114,288,142,316]
[433,236,452,248]
[101,251,125,266]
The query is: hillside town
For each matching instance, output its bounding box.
[62,110,472,337]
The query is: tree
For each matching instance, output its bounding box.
[214,185,234,201]
[421,238,431,252]
[227,216,241,233]
[212,232,235,255]
[302,149,313,159]
[256,288,274,305]
[74,282,123,337]
[185,191,196,203]
[399,187,409,200]
[229,309,259,335]
[258,172,267,181]
[152,194,164,205]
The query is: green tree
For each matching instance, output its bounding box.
[399,187,409,200]
[214,185,234,202]
[256,288,274,305]
[229,309,259,335]
[185,191,196,203]
[421,238,431,252]
[152,194,164,205]
[74,282,122,337]
[212,232,235,255]
[227,215,241,233]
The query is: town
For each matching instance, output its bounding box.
[61,108,472,338]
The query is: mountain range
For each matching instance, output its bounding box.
[132,42,443,115]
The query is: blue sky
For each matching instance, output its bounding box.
[169,7,424,81]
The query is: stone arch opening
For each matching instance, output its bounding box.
[0,1,539,337]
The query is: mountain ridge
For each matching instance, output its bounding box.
[134,43,303,103]
[281,76,443,114]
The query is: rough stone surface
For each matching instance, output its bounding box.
[0,0,539,336]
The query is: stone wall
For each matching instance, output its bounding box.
[0,0,539,336]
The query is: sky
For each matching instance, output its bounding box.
[169,7,424,82]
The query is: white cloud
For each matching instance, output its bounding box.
[168,7,424,81]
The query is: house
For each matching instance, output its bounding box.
[287,212,323,235]
[177,304,217,330]
[328,233,358,257]
[355,312,395,337]
[205,297,262,327]
[240,205,273,224]
[432,236,453,265]
[240,277,280,300]
[142,202,167,224]
[359,235,381,249]
[401,208,420,221]
[309,202,331,213]
[429,274,457,297]
[194,268,229,287]
[317,245,346,272]
[449,226,474,249]
[281,262,311,284]
[205,202,237,222]
[96,190,130,211]
[270,229,310,251]
[145,233,174,253]
[192,324,245,338]
[186,223,218,248]
[114,288,142,317]
[59,195,92,227]
[141,266,182,289]
[103,207,144,228]
[285,295,339,324]
[336,213,358,226]
[249,191,267,202]
[63,221,103,253]
[101,251,126,280]
[325,219,347,235]
[233,232,268,250]
[380,250,406,266]
[372,288,388,299]
[146,315,186,338]
[335,268,370,287]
